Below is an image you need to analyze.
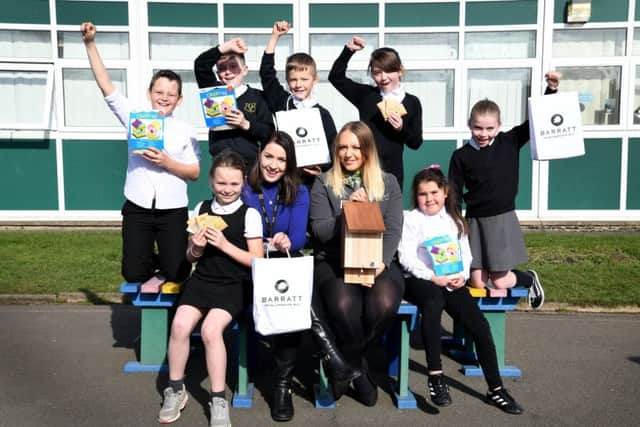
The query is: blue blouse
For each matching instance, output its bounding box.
[241,180,310,252]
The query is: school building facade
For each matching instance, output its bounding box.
[1,0,639,222]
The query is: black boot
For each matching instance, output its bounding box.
[271,334,297,422]
[271,378,294,422]
[310,307,361,398]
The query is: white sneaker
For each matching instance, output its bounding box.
[210,397,232,427]
[158,386,188,424]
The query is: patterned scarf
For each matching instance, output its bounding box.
[343,171,362,189]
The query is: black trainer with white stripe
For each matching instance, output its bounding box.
[486,388,523,415]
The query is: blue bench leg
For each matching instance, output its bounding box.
[387,314,417,409]
[314,363,337,409]
[232,317,254,408]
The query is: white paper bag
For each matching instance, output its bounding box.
[252,254,313,335]
[528,92,585,160]
[275,108,330,167]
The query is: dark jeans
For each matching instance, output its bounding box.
[121,200,191,283]
[404,276,503,389]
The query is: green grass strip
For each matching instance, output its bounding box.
[0,231,638,307]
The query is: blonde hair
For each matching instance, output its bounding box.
[326,121,385,201]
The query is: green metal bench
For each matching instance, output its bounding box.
[446,286,529,377]
[119,282,253,407]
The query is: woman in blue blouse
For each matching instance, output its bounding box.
[243,131,358,420]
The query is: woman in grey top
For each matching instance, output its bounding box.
[309,121,404,406]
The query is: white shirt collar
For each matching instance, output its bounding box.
[468,137,494,151]
[234,84,248,98]
[291,94,319,109]
[210,197,243,214]
[420,206,448,219]
[380,85,406,103]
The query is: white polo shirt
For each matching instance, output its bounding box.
[105,90,200,209]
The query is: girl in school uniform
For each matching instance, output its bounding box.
[398,166,524,415]
[329,36,423,188]
[158,150,263,427]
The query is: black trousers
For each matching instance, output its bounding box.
[312,259,404,368]
[404,276,503,389]
[121,200,191,283]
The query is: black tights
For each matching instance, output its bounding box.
[312,260,404,368]
[404,276,503,389]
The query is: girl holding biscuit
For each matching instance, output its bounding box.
[158,150,263,426]
[329,36,423,188]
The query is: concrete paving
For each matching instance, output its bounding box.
[1,305,639,427]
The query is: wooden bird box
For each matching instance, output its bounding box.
[342,201,385,286]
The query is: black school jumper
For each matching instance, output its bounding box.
[329,46,423,188]
[194,46,274,170]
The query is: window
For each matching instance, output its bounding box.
[0,65,54,129]
[556,66,621,125]
[0,30,51,59]
[58,31,129,59]
[465,31,536,59]
[315,70,364,128]
[553,29,626,58]
[385,33,458,60]
[62,68,127,127]
[225,33,292,64]
[634,65,640,125]
[404,70,455,128]
[150,33,217,61]
[467,68,531,127]
[310,34,378,62]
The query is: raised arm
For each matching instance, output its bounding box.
[510,70,562,146]
[194,45,223,88]
[81,22,115,97]
[260,21,292,111]
[328,37,374,106]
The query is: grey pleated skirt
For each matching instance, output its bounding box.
[468,210,528,271]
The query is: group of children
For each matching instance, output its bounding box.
[81,19,559,426]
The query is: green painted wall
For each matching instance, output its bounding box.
[0,139,58,210]
[627,138,640,209]
[309,3,379,27]
[2,0,50,24]
[62,140,127,210]
[148,3,218,27]
[548,139,621,209]
[555,0,629,23]
[224,4,293,28]
[56,0,128,26]
[466,0,538,26]
[402,140,457,208]
[385,2,459,27]
[187,141,214,207]
[63,140,212,210]
[516,144,533,210]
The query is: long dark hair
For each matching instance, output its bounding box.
[248,131,300,205]
[411,167,468,239]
